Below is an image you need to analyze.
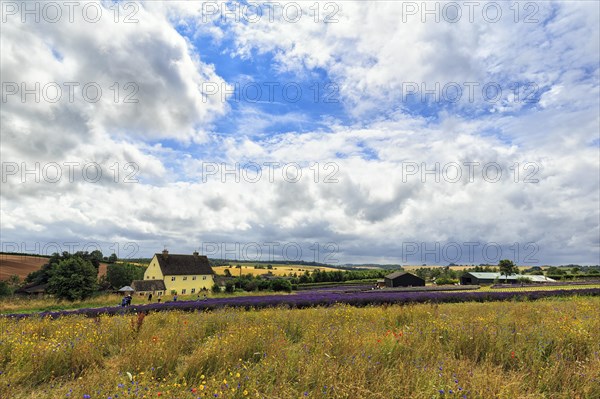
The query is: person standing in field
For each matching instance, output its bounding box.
[121,294,132,307]
[148,293,153,301]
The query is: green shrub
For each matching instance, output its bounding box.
[0,280,13,297]
[270,279,292,292]
[435,277,458,285]
[225,281,235,293]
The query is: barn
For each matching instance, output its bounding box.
[384,271,425,288]
[15,283,48,296]
[460,272,556,285]
[131,280,167,297]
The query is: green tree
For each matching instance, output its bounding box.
[517,276,532,285]
[225,281,235,293]
[107,253,118,263]
[90,250,104,264]
[270,279,292,292]
[106,263,145,289]
[26,251,110,287]
[498,259,518,283]
[298,271,311,284]
[0,281,13,297]
[7,274,21,287]
[546,266,565,275]
[25,252,63,285]
[47,257,98,300]
[435,277,458,285]
[74,251,100,270]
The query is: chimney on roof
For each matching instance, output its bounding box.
[193,250,199,258]
[162,249,168,260]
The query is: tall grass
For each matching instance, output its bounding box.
[0,293,126,314]
[0,291,292,314]
[1,297,598,398]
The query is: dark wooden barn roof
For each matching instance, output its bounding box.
[16,283,48,294]
[132,280,166,292]
[385,271,411,280]
[154,253,215,276]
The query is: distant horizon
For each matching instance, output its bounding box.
[1,250,598,268]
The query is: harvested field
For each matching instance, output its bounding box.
[0,254,108,280]
[0,254,48,280]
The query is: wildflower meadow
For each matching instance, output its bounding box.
[1,295,599,399]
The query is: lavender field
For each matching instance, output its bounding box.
[6,287,599,319]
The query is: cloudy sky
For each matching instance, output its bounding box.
[1,1,599,266]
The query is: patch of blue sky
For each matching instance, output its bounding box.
[478,126,514,146]
[538,2,559,26]
[404,79,546,120]
[50,47,63,61]
[173,26,349,134]
[168,17,552,161]
[356,141,379,161]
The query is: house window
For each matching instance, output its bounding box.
[203,276,207,280]
[183,276,188,281]
[152,276,155,279]
[192,276,197,280]
[191,288,196,294]
[181,289,186,294]
[171,276,176,281]
[158,292,162,296]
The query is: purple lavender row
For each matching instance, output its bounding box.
[4,288,599,320]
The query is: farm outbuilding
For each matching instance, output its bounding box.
[384,272,425,288]
[460,272,556,285]
[131,280,167,297]
[15,283,48,296]
[118,286,134,294]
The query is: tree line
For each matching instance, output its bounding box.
[1,251,144,300]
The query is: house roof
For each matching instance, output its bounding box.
[525,275,557,282]
[154,253,214,276]
[17,283,48,294]
[385,271,420,280]
[131,280,166,292]
[467,272,512,279]
[118,286,135,292]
